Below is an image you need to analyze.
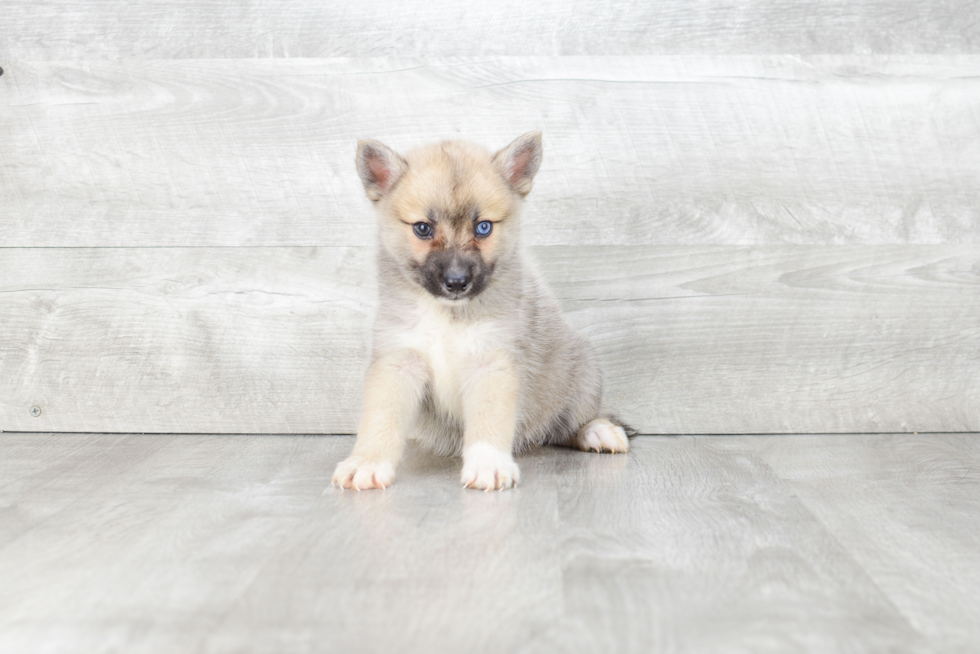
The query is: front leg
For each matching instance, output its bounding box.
[460,351,521,491]
[332,350,428,490]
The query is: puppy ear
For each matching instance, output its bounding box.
[356,139,407,202]
[493,131,543,196]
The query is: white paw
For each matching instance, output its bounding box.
[332,457,395,490]
[460,443,520,491]
[572,418,629,454]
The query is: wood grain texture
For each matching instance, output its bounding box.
[3,56,979,247]
[2,433,978,652]
[745,434,980,650]
[0,247,374,434]
[2,245,977,434]
[1,0,978,60]
[528,437,938,653]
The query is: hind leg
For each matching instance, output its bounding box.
[571,417,629,454]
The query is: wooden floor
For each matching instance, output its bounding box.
[1,433,978,653]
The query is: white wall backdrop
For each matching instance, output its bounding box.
[1,2,978,433]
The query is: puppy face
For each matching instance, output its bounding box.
[356,133,542,302]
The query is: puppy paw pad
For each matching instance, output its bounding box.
[332,458,395,490]
[461,443,520,491]
[573,419,629,454]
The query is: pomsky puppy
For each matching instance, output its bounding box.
[332,132,632,491]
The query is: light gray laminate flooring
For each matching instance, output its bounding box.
[1,433,978,653]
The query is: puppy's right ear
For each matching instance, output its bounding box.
[356,140,407,202]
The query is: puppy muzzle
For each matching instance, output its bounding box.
[416,250,489,301]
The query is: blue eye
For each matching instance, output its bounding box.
[413,222,433,239]
[475,221,492,237]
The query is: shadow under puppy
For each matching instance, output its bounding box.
[333,132,632,491]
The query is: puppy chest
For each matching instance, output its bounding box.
[400,312,506,415]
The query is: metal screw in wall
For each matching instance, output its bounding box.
[31,406,41,417]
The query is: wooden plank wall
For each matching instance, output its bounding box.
[1,2,978,433]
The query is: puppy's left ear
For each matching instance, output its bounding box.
[493,131,542,197]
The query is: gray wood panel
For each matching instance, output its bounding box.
[746,434,980,648]
[2,1,978,60]
[3,56,979,247]
[2,433,978,652]
[0,247,374,434]
[2,245,977,434]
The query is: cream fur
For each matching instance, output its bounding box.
[332,133,629,491]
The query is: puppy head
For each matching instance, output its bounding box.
[356,133,542,302]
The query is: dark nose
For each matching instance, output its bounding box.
[442,269,471,294]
